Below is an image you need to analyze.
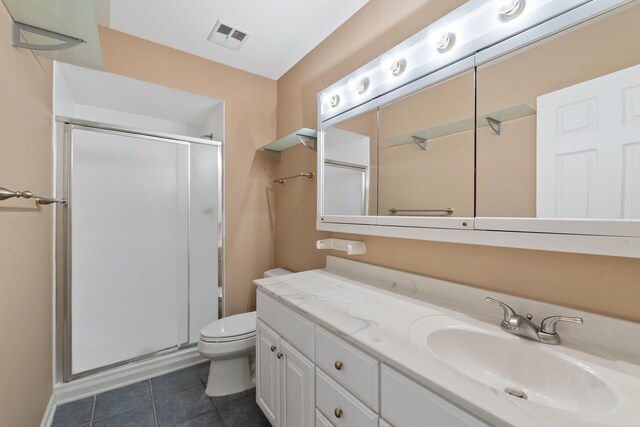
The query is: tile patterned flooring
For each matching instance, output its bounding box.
[52,363,271,427]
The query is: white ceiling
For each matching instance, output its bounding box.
[97,0,370,80]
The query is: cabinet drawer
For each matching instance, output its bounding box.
[257,290,315,360]
[316,409,335,427]
[381,365,488,427]
[316,368,379,427]
[316,327,379,410]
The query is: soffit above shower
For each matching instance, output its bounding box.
[96,0,370,80]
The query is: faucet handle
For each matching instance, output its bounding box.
[486,297,516,322]
[540,316,584,334]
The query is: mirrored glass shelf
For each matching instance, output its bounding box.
[386,104,536,149]
[259,128,317,161]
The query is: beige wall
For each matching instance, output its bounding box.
[275,0,640,322]
[0,4,54,427]
[99,27,278,315]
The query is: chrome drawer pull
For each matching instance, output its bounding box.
[334,361,343,371]
[334,408,343,418]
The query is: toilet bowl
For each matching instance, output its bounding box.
[198,268,291,397]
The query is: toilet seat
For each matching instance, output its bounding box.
[200,331,255,343]
[199,311,256,343]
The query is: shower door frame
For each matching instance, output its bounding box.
[55,117,224,382]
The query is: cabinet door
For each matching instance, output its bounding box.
[280,339,315,427]
[256,320,280,426]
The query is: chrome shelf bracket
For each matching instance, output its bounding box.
[411,135,428,150]
[296,134,317,151]
[486,117,504,135]
[11,21,85,51]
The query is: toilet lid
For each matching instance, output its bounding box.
[200,311,256,341]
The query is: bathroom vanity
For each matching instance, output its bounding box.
[254,257,640,427]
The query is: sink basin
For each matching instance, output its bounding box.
[410,317,617,415]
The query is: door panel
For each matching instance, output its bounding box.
[70,128,189,374]
[188,143,220,342]
[537,64,640,219]
[280,340,315,427]
[256,320,280,426]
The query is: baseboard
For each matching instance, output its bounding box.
[40,394,56,427]
[53,347,206,405]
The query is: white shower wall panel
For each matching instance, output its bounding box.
[189,143,220,342]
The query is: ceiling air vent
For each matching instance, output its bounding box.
[207,20,250,51]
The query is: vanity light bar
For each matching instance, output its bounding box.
[319,0,591,121]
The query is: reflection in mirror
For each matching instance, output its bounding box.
[477,5,640,220]
[378,71,475,217]
[322,109,377,216]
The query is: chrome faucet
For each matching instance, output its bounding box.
[486,297,583,345]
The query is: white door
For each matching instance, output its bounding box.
[256,320,280,426]
[537,63,640,219]
[280,340,315,427]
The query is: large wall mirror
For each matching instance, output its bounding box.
[322,108,377,218]
[320,70,475,229]
[318,0,640,256]
[378,71,475,220]
[476,4,640,237]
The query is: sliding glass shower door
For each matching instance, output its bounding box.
[65,125,220,379]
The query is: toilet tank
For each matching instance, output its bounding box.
[263,268,292,278]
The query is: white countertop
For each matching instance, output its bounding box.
[254,258,640,427]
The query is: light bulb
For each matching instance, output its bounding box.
[499,0,523,18]
[329,94,340,108]
[390,59,406,76]
[436,33,454,52]
[356,77,370,94]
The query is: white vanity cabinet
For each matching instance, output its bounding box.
[256,319,280,424]
[381,365,488,427]
[256,319,315,427]
[256,290,490,427]
[316,327,379,410]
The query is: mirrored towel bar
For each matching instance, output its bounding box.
[389,207,453,215]
[273,172,314,185]
[0,186,66,206]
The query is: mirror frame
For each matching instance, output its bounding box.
[317,0,640,258]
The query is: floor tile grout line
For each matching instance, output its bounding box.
[149,379,159,427]
[91,401,154,423]
[89,395,96,425]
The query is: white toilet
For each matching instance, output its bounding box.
[198,268,291,397]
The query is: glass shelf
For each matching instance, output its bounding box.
[386,104,536,148]
[259,128,317,161]
[4,0,103,70]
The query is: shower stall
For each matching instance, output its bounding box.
[53,63,224,383]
